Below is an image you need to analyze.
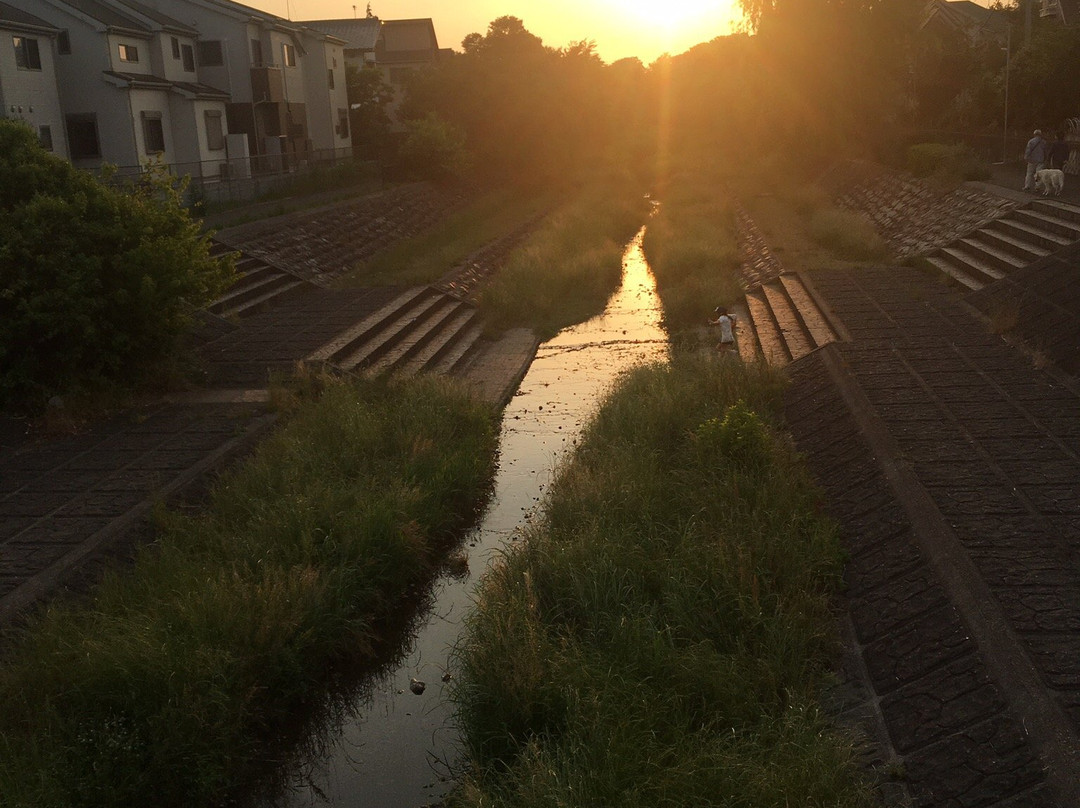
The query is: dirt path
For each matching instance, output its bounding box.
[785,266,1080,807]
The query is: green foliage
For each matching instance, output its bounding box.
[450,354,873,807]
[0,119,233,411]
[808,208,889,261]
[642,174,743,336]
[906,142,990,181]
[479,180,649,338]
[403,17,654,188]
[397,113,470,181]
[0,374,498,807]
[346,63,394,158]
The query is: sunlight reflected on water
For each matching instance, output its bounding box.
[278,226,666,808]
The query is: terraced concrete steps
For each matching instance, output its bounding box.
[927,199,1080,290]
[207,241,314,319]
[738,273,845,366]
[306,286,485,379]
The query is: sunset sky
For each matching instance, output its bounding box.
[243,0,747,64]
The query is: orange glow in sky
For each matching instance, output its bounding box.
[246,0,745,64]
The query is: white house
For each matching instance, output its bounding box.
[0,0,69,159]
[134,0,351,165]
[5,0,231,176]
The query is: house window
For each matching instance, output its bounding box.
[282,42,296,67]
[66,114,101,159]
[250,38,262,66]
[327,68,335,89]
[337,108,349,138]
[58,30,71,55]
[171,36,180,58]
[39,125,53,151]
[118,43,139,63]
[141,111,165,154]
[181,43,194,72]
[205,110,225,151]
[13,36,42,70]
[198,40,223,66]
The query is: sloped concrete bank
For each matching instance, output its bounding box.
[784,266,1080,807]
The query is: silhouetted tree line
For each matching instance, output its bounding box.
[383,3,1073,187]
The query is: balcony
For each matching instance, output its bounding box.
[250,66,284,103]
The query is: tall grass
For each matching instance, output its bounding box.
[642,177,744,337]
[0,374,498,807]
[450,353,874,808]
[479,181,650,339]
[340,188,556,288]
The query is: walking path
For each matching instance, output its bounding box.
[784,266,1080,807]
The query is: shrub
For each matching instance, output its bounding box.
[0,120,234,411]
[397,113,470,181]
[906,142,989,182]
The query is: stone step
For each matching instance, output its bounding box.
[430,322,486,377]
[1011,207,1080,241]
[731,301,759,364]
[988,217,1071,252]
[761,280,815,361]
[957,236,1027,274]
[1029,197,1080,225]
[744,289,791,366]
[778,273,840,349]
[938,246,1007,285]
[925,255,985,291]
[976,228,1051,263]
[364,298,472,377]
[334,291,447,372]
[306,288,430,367]
[220,280,310,319]
[399,308,483,377]
[208,270,301,317]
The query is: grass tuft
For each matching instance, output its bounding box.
[449,353,874,808]
[0,374,498,807]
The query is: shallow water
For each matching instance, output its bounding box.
[276,227,667,808]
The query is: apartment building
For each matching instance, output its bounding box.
[0,1,68,158]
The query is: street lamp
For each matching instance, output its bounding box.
[1002,23,1011,164]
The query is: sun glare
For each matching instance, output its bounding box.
[606,0,739,29]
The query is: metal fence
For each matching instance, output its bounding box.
[908,128,1080,173]
[101,147,369,206]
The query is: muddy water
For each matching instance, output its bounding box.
[276,227,667,807]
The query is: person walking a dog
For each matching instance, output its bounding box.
[1049,132,1070,171]
[709,306,737,352]
[1024,129,1049,191]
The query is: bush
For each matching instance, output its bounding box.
[906,142,989,182]
[0,119,234,411]
[397,113,470,181]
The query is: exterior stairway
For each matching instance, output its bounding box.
[926,198,1080,290]
[735,273,847,366]
[306,286,486,379]
[206,241,314,319]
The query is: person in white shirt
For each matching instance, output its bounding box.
[709,306,737,352]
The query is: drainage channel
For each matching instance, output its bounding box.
[271,226,668,808]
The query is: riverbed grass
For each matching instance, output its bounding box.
[0,375,498,807]
[479,182,650,339]
[642,176,744,337]
[450,354,874,808]
[339,188,556,288]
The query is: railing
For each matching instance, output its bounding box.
[99,147,367,206]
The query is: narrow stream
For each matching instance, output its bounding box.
[277,226,667,807]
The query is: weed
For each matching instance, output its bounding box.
[0,374,498,807]
[808,208,889,261]
[449,354,874,808]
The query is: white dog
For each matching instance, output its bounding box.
[1034,168,1065,196]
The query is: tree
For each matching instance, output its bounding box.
[346,63,394,158]
[0,120,233,411]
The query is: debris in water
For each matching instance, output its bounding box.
[410,678,426,695]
